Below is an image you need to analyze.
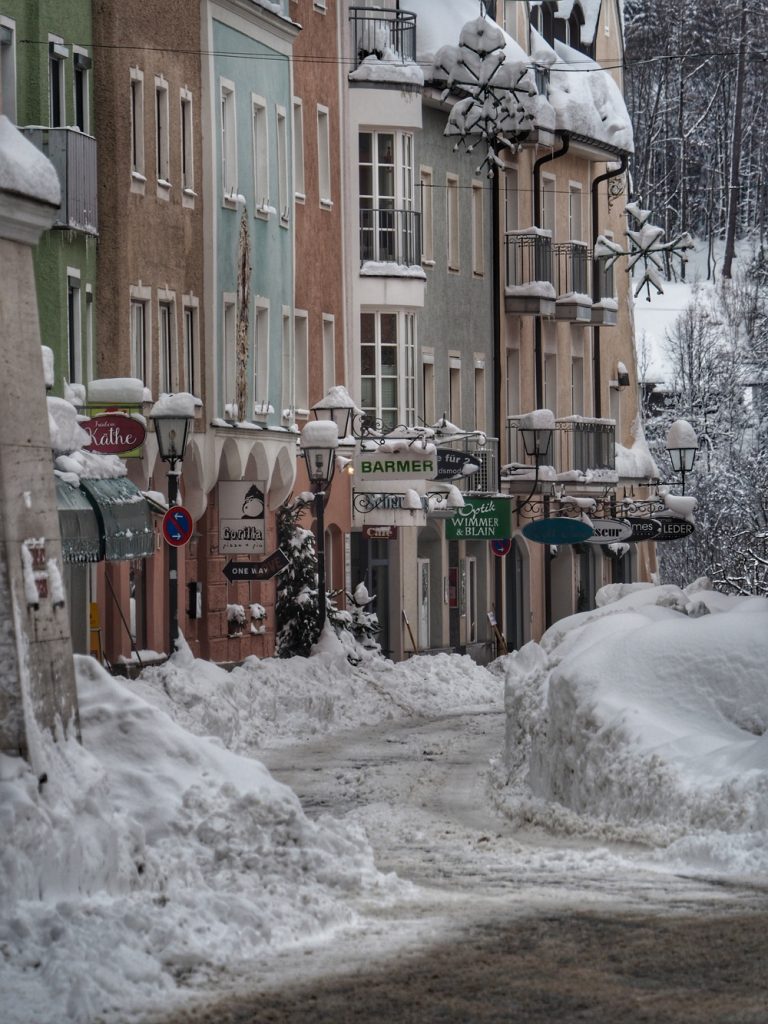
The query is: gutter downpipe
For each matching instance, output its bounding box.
[590,154,628,417]
[532,134,568,632]
[492,166,504,652]
[532,133,569,409]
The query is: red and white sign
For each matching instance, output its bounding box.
[82,413,146,455]
[162,505,194,547]
[362,525,398,541]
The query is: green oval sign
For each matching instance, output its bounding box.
[522,518,594,545]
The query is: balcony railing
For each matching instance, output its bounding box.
[350,6,417,66]
[21,127,98,235]
[506,415,616,478]
[592,254,618,325]
[438,436,499,494]
[360,207,422,267]
[505,229,555,314]
[553,241,592,321]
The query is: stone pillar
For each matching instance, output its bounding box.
[0,116,80,766]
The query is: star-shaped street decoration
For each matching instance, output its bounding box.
[595,202,694,302]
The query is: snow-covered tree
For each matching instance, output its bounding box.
[275,496,319,657]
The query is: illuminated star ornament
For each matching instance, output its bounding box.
[432,16,537,177]
[595,202,694,302]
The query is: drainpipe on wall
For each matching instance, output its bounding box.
[492,168,503,645]
[590,154,628,418]
[532,134,569,408]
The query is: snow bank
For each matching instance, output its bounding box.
[495,583,768,871]
[0,657,395,1024]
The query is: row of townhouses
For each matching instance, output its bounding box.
[1,0,658,668]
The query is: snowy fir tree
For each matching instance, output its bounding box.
[275,496,319,657]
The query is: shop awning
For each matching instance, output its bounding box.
[80,477,155,561]
[56,478,102,563]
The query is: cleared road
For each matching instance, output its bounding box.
[153,709,768,1023]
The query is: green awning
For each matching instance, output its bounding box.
[56,478,102,563]
[80,477,155,561]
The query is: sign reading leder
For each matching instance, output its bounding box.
[445,497,512,540]
[354,452,438,481]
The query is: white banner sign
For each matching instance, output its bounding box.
[354,452,438,481]
[352,487,427,528]
[218,481,266,554]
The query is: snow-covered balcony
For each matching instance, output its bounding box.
[350,6,417,68]
[359,207,422,268]
[504,229,555,316]
[505,414,616,487]
[591,254,618,326]
[553,242,592,323]
[21,127,98,235]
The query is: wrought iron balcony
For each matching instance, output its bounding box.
[554,241,592,322]
[504,229,555,315]
[592,254,618,325]
[21,127,98,235]
[438,435,499,494]
[506,415,616,482]
[359,207,422,267]
[350,6,417,67]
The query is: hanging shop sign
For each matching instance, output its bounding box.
[522,518,594,545]
[218,481,266,554]
[655,517,695,542]
[625,516,662,542]
[490,538,512,557]
[354,451,438,481]
[222,549,288,582]
[435,449,482,481]
[362,525,398,541]
[445,497,512,540]
[81,412,146,456]
[584,517,634,545]
[352,488,427,528]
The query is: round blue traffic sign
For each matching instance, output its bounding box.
[162,505,194,547]
[490,538,512,557]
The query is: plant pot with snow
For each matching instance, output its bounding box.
[250,602,267,636]
[227,603,246,638]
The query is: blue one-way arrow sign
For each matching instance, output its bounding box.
[223,549,289,582]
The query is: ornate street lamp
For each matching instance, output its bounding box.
[150,401,194,656]
[665,419,698,495]
[300,419,339,637]
[311,385,359,441]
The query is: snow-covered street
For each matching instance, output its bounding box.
[2,582,768,1022]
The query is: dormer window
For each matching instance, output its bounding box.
[530,1,595,59]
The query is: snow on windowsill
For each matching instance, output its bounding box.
[361,261,427,280]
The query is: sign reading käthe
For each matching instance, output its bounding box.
[354,452,438,481]
[446,498,512,540]
[82,412,146,456]
[218,481,266,554]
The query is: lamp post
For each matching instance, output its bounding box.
[665,418,698,495]
[299,419,339,637]
[151,408,194,656]
[310,385,358,440]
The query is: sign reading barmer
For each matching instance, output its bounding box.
[218,481,266,554]
[354,452,438,481]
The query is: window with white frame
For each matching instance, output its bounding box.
[293,97,305,200]
[180,89,195,196]
[359,130,414,262]
[67,272,82,384]
[404,312,416,428]
[317,105,331,207]
[73,48,91,133]
[294,311,308,412]
[422,354,435,427]
[447,173,460,272]
[360,311,401,431]
[449,357,461,424]
[155,77,170,188]
[506,347,520,416]
[0,18,17,122]
[253,301,270,415]
[220,79,237,201]
[569,182,583,242]
[277,105,289,222]
[504,165,519,232]
[544,353,557,414]
[183,300,198,396]
[130,68,145,181]
[472,180,485,276]
[252,95,269,211]
[130,290,150,382]
[322,314,335,394]
[474,361,486,431]
[282,308,293,416]
[222,295,236,415]
[572,355,585,415]
[49,37,67,128]
[420,166,434,264]
[159,297,175,392]
[609,383,620,427]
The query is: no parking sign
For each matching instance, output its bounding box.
[162,505,194,547]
